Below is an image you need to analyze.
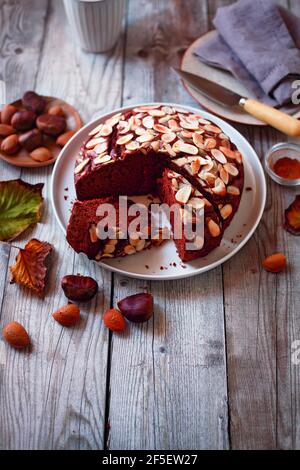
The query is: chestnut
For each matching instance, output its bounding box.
[61,274,98,301]
[117,293,154,323]
[36,113,66,136]
[11,109,36,131]
[18,128,43,151]
[22,91,46,114]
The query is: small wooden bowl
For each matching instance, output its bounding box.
[0,96,82,168]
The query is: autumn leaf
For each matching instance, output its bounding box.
[0,179,44,241]
[285,195,300,235]
[10,239,53,294]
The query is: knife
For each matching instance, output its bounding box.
[173,68,300,137]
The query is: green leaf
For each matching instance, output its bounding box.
[0,179,44,241]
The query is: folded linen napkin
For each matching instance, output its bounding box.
[194,0,300,106]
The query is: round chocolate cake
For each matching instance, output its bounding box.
[67,104,244,262]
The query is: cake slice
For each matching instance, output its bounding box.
[66,197,166,261]
[157,169,223,261]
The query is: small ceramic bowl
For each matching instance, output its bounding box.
[265,142,300,187]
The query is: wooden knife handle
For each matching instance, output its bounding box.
[240,98,300,137]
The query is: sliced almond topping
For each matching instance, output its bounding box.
[148,109,165,117]
[161,132,176,143]
[208,219,221,237]
[136,132,155,143]
[219,146,236,159]
[151,140,160,152]
[220,204,233,220]
[163,143,177,157]
[135,126,147,136]
[89,224,98,243]
[198,118,211,125]
[158,115,171,124]
[175,184,192,204]
[211,148,227,164]
[99,124,113,136]
[126,141,140,151]
[134,105,160,112]
[142,115,154,129]
[161,106,175,115]
[153,123,171,133]
[193,133,204,147]
[204,124,221,134]
[224,162,239,176]
[188,197,205,210]
[204,138,216,149]
[180,119,199,130]
[124,244,136,255]
[234,151,242,164]
[227,185,240,196]
[116,133,134,145]
[104,243,116,254]
[88,123,103,137]
[171,178,179,190]
[191,159,201,175]
[94,141,109,154]
[199,171,217,186]
[101,253,113,259]
[86,137,107,149]
[135,239,146,252]
[94,154,111,165]
[193,235,204,250]
[75,158,89,174]
[212,178,226,196]
[173,157,188,166]
[180,130,193,139]
[118,121,131,134]
[168,119,181,131]
[202,160,214,172]
[106,113,122,127]
[220,167,229,185]
[177,141,198,155]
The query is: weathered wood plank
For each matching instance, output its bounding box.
[107,0,229,450]
[0,0,125,449]
[223,0,300,450]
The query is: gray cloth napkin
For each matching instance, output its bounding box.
[194,0,300,106]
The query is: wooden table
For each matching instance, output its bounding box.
[0,0,300,450]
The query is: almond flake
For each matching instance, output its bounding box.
[151,141,160,152]
[224,163,239,176]
[191,159,201,175]
[171,178,179,190]
[134,105,160,112]
[173,157,187,166]
[116,133,134,145]
[118,121,131,134]
[126,141,140,151]
[99,124,113,136]
[148,109,165,117]
[177,141,198,155]
[89,224,98,243]
[135,126,147,136]
[193,235,204,250]
[193,133,204,147]
[103,244,116,254]
[180,130,193,139]
[94,142,109,154]
[161,132,176,143]
[204,124,221,134]
[227,185,240,196]
[180,120,199,130]
[211,148,227,164]
[142,115,154,129]
[220,204,233,220]
[188,197,205,210]
[212,178,226,196]
[75,158,89,174]
[86,137,107,149]
[219,146,236,159]
[208,219,221,237]
[153,124,171,133]
[161,106,175,115]
[135,239,146,251]
[94,154,111,164]
[175,184,192,204]
[89,123,103,136]
[136,132,155,143]
[168,119,181,131]
[106,113,122,127]
[220,167,229,185]
[204,138,216,149]
[124,245,136,255]
[198,118,211,125]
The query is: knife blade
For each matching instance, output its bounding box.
[172,67,243,108]
[172,68,300,137]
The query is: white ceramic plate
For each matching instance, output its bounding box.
[51,102,266,280]
[181,31,300,125]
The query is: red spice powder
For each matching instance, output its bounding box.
[273,157,300,179]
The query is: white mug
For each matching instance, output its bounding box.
[63,0,126,53]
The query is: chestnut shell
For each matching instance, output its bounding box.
[117,293,154,323]
[61,275,98,301]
